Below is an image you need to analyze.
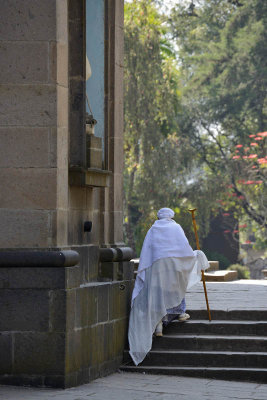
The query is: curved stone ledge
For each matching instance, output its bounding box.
[99,247,134,262]
[0,250,79,268]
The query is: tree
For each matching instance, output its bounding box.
[124,0,212,253]
[169,0,267,239]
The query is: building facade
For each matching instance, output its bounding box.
[0,0,134,388]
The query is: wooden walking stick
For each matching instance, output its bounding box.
[189,208,212,322]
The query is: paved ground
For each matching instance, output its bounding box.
[186,279,267,311]
[0,372,266,400]
[1,280,266,400]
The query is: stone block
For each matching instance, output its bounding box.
[108,282,121,321]
[0,209,52,248]
[68,209,84,245]
[207,261,219,271]
[86,187,94,209]
[0,85,56,127]
[0,127,50,168]
[0,333,12,374]
[0,0,56,41]
[100,262,119,281]
[109,138,123,171]
[114,64,124,112]
[0,374,44,387]
[69,78,86,168]
[0,42,49,84]
[87,148,103,169]
[76,367,90,387]
[68,17,84,78]
[90,324,104,366]
[50,41,68,87]
[64,372,78,389]
[57,168,68,209]
[109,211,123,244]
[66,289,76,331]
[97,284,109,323]
[0,267,65,289]
[44,375,65,388]
[118,261,135,281]
[0,289,50,331]
[49,289,66,332]
[65,266,80,289]
[57,85,68,127]
[72,245,89,284]
[109,173,123,212]
[55,209,68,247]
[115,0,124,29]
[113,318,128,357]
[86,135,103,169]
[69,187,87,210]
[87,286,97,326]
[115,25,124,67]
[0,168,57,210]
[88,245,99,281]
[57,127,69,169]
[13,332,65,374]
[204,270,238,282]
[65,330,82,374]
[56,0,68,42]
[75,287,88,328]
[81,328,91,368]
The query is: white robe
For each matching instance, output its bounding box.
[128,218,209,365]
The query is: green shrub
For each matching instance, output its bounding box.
[203,250,231,270]
[227,264,250,279]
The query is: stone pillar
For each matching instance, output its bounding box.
[0,0,134,389]
[105,0,124,246]
[0,0,69,248]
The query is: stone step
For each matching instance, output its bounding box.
[204,270,238,281]
[206,261,219,271]
[151,334,267,352]
[165,320,267,336]
[120,365,267,383]
[186,309,267,321]
[123,350,267,368]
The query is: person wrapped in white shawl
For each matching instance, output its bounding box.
[128,207,209,366]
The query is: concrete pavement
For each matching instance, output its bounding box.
[0,372,267,400]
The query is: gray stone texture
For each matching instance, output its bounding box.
[0,85,57,127]
[0,209,53,248]
[247,258,267,279]
[0,267,65,289]
[0,168,57,210]
[0,42,49,84]
[0,289,50,331]
[0,333,12,374]
[0,128,50,168]
[13,332,65,375]
[0,0,56,41]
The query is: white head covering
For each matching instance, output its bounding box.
[157,207,174,219]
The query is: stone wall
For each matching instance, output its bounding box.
[0,0,132,389]
[0,247,134,388]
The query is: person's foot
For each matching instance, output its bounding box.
[178,313,190,322]
[155,321,163,336]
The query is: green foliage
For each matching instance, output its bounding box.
[124,0,266,255]
[227,264,250,279]
[202,249,231,269]
[169,0,267,230]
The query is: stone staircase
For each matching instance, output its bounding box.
[120,310,267,383]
